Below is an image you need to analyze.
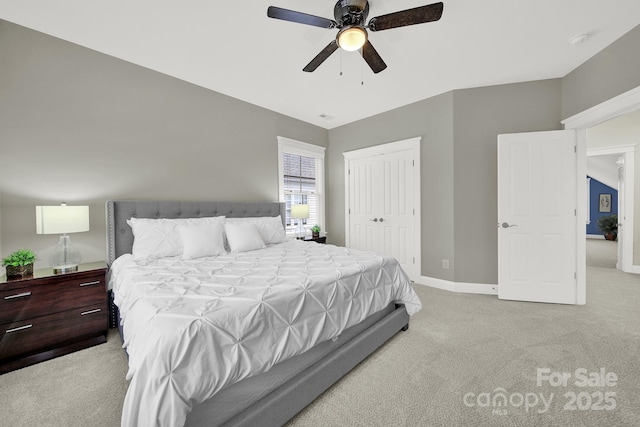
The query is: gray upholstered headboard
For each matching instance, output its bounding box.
[105,200,286,265]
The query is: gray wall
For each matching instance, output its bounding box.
[0,20,328,268]
[328,80,561,284]
[451,80,562,283]
[563,25,640,119]
[328,92,455,281]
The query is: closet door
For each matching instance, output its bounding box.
[345,138,420,280]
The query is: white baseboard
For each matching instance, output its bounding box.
[586,234,605,239]
[416,276,498,295]
[414,261,640,297]
[624,265,640,274]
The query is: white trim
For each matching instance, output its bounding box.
[343,137,421,280]
[416,276,498,295]
[587,144,637,156]
[576,131,587,304]
[277,136,326,233]
[343,137,420,160]
[628,265,640,274]
[586,234,605,239]
[562,86,640,129]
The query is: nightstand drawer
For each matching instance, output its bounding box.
[0,302,107,361]
[0,275,105,324]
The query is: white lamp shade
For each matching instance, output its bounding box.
[36,205,90,234]
[291,204,309,219]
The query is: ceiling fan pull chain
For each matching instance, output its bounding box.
[361,51,364,85]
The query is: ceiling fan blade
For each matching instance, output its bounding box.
[303,40,339,72]
[368,2,444,32]
[268,6,337,29]
[361,40,387,74]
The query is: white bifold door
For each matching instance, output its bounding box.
[344,138,420,280]
[498,130,579,304]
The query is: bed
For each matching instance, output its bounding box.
[106,200,421,427]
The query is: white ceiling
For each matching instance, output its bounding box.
[2,0,640,129]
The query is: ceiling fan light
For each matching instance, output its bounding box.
[337,27,367,52]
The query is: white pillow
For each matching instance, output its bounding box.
[180,221,226,259]
[224,222,266,253]
[127,216,225,261]
[226,216,286,244]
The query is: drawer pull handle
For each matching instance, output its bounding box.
[4,292,32,300]
[6,324,33,333]
[79,281,101,287]
[80,308,102,316]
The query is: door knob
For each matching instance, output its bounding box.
[370,218,378,222]
[379,218,385,222]
[500,222,518,228]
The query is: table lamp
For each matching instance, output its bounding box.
[291,204,309,239]
[36,203,90,274]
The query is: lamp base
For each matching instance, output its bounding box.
[53,264,79,274]
[295,221,307,240]
[49,235,82,275]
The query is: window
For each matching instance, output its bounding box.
[277,137,325,235]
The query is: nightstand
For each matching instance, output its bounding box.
[0,262,108,374]
[304,235,326,244]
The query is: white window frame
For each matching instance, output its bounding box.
[277,136,326,236]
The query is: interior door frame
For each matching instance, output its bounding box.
[562,85,640,303]
[344,137,422,280]
[586,145,635,273]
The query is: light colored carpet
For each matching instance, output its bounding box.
[1,239,638,426]
[585,238,618,269]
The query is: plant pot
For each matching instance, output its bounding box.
[312,232,320,238]
[6,264,33,279]
[604,232,617,241]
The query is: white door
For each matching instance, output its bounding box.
[498,130,578,304]
[345,138,420,280]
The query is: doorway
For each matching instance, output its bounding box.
[562,86,640,304]
[586,142,636,272]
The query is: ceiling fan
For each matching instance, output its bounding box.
[267,1,444,74]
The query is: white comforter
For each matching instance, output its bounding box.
[111,240,422,427]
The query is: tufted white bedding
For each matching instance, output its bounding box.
[111,239,422,427]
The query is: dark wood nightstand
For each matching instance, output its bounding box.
[304,236,326,244]
[0,262,108,374]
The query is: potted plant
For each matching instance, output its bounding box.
[597,214,618,241]
[3,249,37,278]
[311,225,321,238]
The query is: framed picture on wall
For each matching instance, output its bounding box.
[599,193,612,213]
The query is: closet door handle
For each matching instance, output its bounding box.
[370,218,378,222]
[378,218,384,223]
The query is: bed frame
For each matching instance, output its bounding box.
[106,200,410,427]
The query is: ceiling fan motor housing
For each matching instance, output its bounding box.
[334,0,369,27]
